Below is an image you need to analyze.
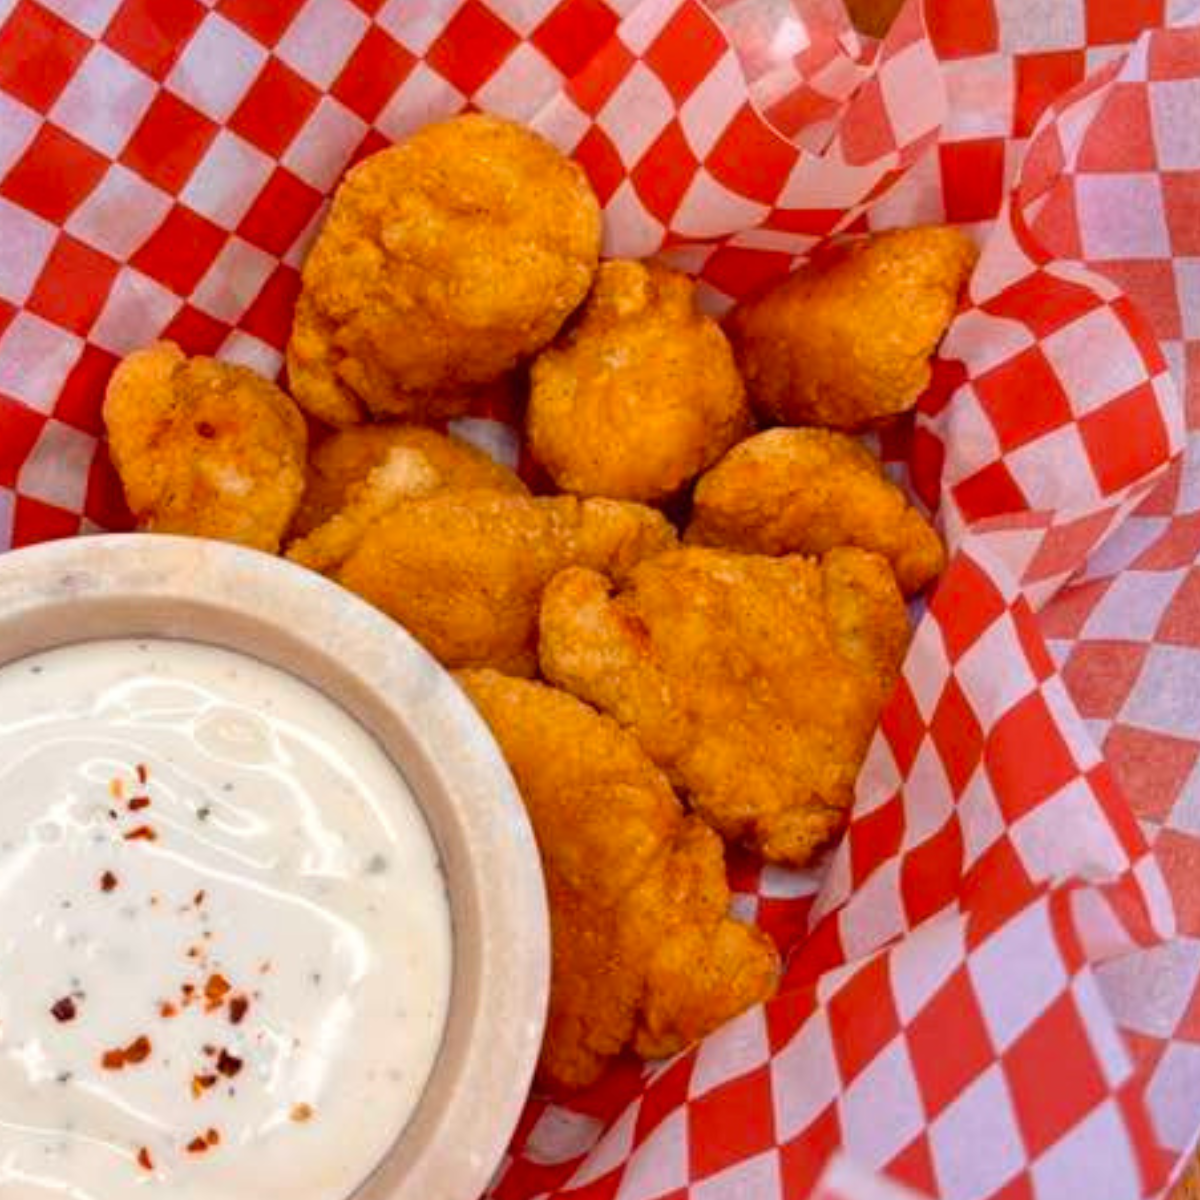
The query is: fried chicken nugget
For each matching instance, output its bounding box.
[687,428,945,594]
[291,422,527,538]
[103,341,306,553]
[528,261,751,503]
[287,447,446,573]
[456,670,779,1089]
[287,114,601,426]
[329,492,676,675]
[539,547,910,865]
[727,226,977,429]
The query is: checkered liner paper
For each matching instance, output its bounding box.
[1,0,1199,1196]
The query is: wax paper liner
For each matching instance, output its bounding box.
[0,1,1199,1198]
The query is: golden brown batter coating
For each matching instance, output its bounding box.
[687,427,945,594]
[286,115,601,426]
[539,546,910,865]
[528,261,750,503]
[103,341,306,553]
[726,226,977,429]
[330,492,677,676]
[291,422,527,539]
[456,670,779,1090]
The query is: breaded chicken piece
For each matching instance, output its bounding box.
[539,547,910,865]
[329,493,677,675]
[456,671,779,1089]
[103,341,306,553]
[287,115,601,426]
[687,428,945,594]
[528,261,751,503]
[291,421,527,538]
[287,447,445,573]
[726,226,977,429]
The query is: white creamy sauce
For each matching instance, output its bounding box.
[0,639,452,1199]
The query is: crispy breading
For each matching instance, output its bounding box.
[103,341,306,553]
[292,422,527,538]
[287,447,446,573]
[456,670,779,1089]
[687,427,945,594]
[539,546,910,865]
[528,261,751,502]
[726,226,977,429]
[286,115,601,426]
[330,493,677,675]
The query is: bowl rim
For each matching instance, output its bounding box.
[0,532,550,1200]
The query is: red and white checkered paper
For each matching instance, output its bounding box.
[1,0,1199,1197]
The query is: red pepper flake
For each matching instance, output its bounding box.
[191,1073,217,1098]
[159,1001,178,1019]
[109,778,124,801]
[136,764,148,785]
[103,1035,152,1069]
[124,826,157,842]
[182,984,197,1000]
[100,871,118,893]
[216,1049,243,1078]
[186,1136,208,1154]
[50,997,77,1023]
[136,1147,153,1172]
[128,796,151,812]
[228,995,249,1025]
[193,889,206,907]
[205,1128,220,1146]
[203,973,231,1010]
[290,1103,313,1123]
[202,1044,216,1057]
[124,1035,152,1064]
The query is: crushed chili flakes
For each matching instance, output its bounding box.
[193,889,206,906]
[203,973,231,1009]
[290,1103,314,1123]
[100,870,118,892]
[125,1035,152,1063]
[136,764,148,785]
[216,1049,242,1078]
[205,1128,220,1146]
[50,997,77,1022]
[124,825,157,842]
[159,1001,178,1019]
[103,1035,152,1070]
[228,995,249,1025]
[186,1136,209,1154]
[191,1073,217,1098]
[109,778,124,801]
[128,796,151,811]
[136,1147,153,1171]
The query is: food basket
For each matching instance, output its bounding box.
[0,0,1198,1196]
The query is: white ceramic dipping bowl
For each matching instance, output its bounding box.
[0,532,550,1200]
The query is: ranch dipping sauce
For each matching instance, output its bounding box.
[0,638,452,1199]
